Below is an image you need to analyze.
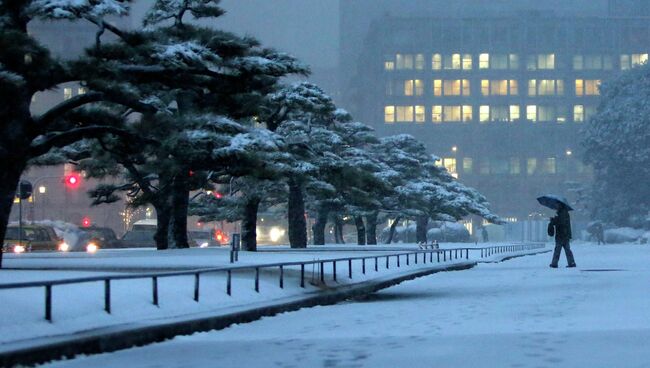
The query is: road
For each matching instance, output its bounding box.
[41,243,650,368]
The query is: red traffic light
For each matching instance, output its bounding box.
[214,192,223,199]
[81,217,91,227]
[65,174,81,189]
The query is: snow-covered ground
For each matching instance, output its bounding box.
[0,242,518,346]
[39,243,650,368]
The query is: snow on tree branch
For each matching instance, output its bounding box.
[28,0,130,20]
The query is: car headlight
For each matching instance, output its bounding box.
[269,227,286,242]
[58,242,70,252]
[86,243,98,253]
[13,245,25,254]
[200,242,209,248]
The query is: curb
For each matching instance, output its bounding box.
[0,262,475,367]
[479,249,551,263]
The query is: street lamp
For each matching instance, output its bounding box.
[38,185,46,194]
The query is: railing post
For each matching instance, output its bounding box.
[437,251,440,263]
[386,256,389,269]
[227,270,232,296]
[320,262,325,283]
[423,252,426,264]
[152,277,158,306]
[104,279,111,314]
[300,264,305,288]
[415,252,418,264]
[362,258,366,274]
[466,249,469,259]
[374,257,378,272]
[194,273,200,302]
[45,285,52,322]
[443,250,447,261]
[332,262,337,281]
[348,259,352,279]
[255,268,260,292]
[397,254,400,268]
[430,251,433,263]
[280,265,284,288]
[406,253,410,265]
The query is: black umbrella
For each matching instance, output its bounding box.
[537,195,574,211]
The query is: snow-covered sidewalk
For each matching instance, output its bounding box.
[37,243,650,368]
[0,243,539,351]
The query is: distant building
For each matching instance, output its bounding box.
[339,0,650,223]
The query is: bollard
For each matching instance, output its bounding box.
[104,280,111,314]
[300,264,305,288]
[152,277,159,306]
[45,285,52,322]
[194,273,200,302]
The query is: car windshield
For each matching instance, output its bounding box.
[122,231,154,241]
[189,231,211,239]
[85,228,117,240]
[4,227,22,240]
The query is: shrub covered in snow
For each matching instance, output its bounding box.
[604,227,646,244]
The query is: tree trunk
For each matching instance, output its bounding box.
[354,216,366,245]
[169,175,190,249]
[386,216,402,244]
[312,206,329,245]
[287,178,307,248]
[0,160,27,268]
[334,216,344,244]
[153,202,170,250]
[416,215,429,244]
[241,196,260,251]
[365,211,378,245]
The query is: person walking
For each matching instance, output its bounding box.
[548,203,576,268]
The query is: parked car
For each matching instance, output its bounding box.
[122,225,199,248]
[2,225,67,253]
[79,226,125,250]
[189,230,223,248]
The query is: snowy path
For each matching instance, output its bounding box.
[40,243,650,368]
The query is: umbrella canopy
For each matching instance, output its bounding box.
[537,195,574,211]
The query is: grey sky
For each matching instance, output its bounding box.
[132,0,340,69]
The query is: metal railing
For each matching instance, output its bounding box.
[0,243,545,322]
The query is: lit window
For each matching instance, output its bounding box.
[528,80,537,96]
[573,55,584,70]
[509,80,519,95]
[462,54,472,70]
[432,105,443,123]
[78,87,87,95]
[462,105,473,122]
[63,87,73,100]
[444,80,461,96]
[452,54,461,69]
[384,106,395,123]
[574,105,584,122]
[404,80,414,96]
[415,54,425,70]
[481,80,490,96]
[443,106,462,122]
[443,158,457,174]
[415,105,426,123]
[462,80,470,96]
[384,61,395,71]
[509,54,519,69]
[490,80,508,95]
[510,105,520,121]
[433,80,442,96]
[479,53,489,69]
[556,106,567,123]
[575,79,584,96]
[463,158,473,173]
[510,158,521,175]
[432,54,442,70]
[396,54,414,70]
[538,54,555,69]
[632,53,648,67]
[527,158,537,175]
[538,80,555,95]
[479,106,490,123]
[526,105,537,122]
[396,106,414,122]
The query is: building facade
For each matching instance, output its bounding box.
[342,2,650,222]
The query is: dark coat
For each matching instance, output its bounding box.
[550,209,572,242]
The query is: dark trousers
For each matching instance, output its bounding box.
[551,239,576,266]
